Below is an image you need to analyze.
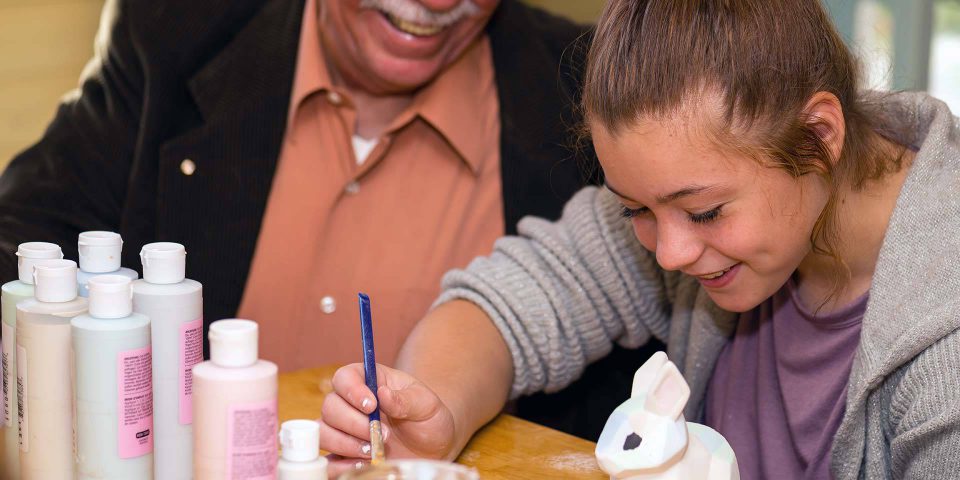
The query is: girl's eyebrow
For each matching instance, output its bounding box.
[603,181,635,202]
[654,185,718,204]
[605,181,720,205]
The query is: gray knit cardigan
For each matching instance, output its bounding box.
[437,92,960,479]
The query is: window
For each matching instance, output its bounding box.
[826,0,960,112]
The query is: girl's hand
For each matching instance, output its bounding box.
[318,363,458,474]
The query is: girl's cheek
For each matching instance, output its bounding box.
[631,218,658,252]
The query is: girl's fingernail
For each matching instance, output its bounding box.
[361,398,371,411]
[355,461,364,470]
[382,424,389,443]
[360,442,371,456]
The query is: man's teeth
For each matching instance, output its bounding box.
[700,267,732,280]
[387,13,444,36]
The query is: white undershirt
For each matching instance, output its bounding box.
[351,135,378,166]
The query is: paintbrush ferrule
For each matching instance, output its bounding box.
[369,419,386,465]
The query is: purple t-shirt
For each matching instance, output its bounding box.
[705,278,867,480]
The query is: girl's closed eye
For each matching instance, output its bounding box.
[620,205,650,219]
[621,204,724,224]
[689,205,723,224]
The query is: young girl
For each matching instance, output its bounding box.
[318,0,960,478]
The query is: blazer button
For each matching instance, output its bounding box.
[180,158,197,176]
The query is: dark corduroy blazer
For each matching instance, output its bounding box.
[0,0,596,326]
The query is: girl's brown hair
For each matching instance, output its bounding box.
[582,0,906,300]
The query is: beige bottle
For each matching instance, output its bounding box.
[16,259,88,479]
[193,319,278,479]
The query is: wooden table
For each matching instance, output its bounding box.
[279,366,607,479]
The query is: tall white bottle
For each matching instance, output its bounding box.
[16,259,88,479]
[132,242,202,480]
[73,275,153,479]
[76,231,139,297]
[0,242,62,480]
[278,420,328,480]
[194,319,278,480]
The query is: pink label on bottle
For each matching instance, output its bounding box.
[179,317,203,425]
[117,346,153,459]
[226,399,278,480]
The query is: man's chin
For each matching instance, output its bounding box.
[364,59,445,93]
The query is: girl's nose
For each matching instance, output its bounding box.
[654,221,704,272]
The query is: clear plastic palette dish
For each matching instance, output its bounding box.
[338,460,480,480]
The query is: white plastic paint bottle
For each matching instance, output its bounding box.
[132,242,202,480]
[73,275,153,479]
[0,242,62,480]
[278,420,328,480]
[76,231,139,297]
[193,319,278,480]
[16,258,88,479]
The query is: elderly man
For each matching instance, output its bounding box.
[0,0,594,369]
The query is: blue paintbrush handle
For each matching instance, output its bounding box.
[359,293,380,422]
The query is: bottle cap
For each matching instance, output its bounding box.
[88,275,133,319]
[209,319,258,367]
[140,242,186,284]
[78,231,123,273]
[16,242,63,284]
[279,419,322,462]
[33,259,78,302]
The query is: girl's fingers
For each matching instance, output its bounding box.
[331,364,382,414]
[325,454,370,478]
[321,391,373,440]
[377,382,440,422]
[317,418,372,459]
[332,363,419,412]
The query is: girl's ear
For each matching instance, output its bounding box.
[632,351,669,398]
[645,361,690,420]
[803,91,846,167]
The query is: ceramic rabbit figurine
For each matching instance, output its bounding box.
[595,352,739,480]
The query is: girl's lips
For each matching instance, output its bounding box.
[696,263,741,289]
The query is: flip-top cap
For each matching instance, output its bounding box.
[78,231,123,273]
[209,319,258,367]
[16,242,63,284]
[88,275,133,319]
[140,242,186,284]
[33,259,78,302]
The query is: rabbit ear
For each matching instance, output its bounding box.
[632,351,669,398]
[645,361,690,420]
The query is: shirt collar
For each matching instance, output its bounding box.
[287,0,334,128]
[407,36,495,175]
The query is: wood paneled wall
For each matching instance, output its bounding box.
[0,0,104,170]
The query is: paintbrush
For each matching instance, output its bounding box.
[358,292,385,465]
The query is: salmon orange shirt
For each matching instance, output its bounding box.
[237,0,503,370]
